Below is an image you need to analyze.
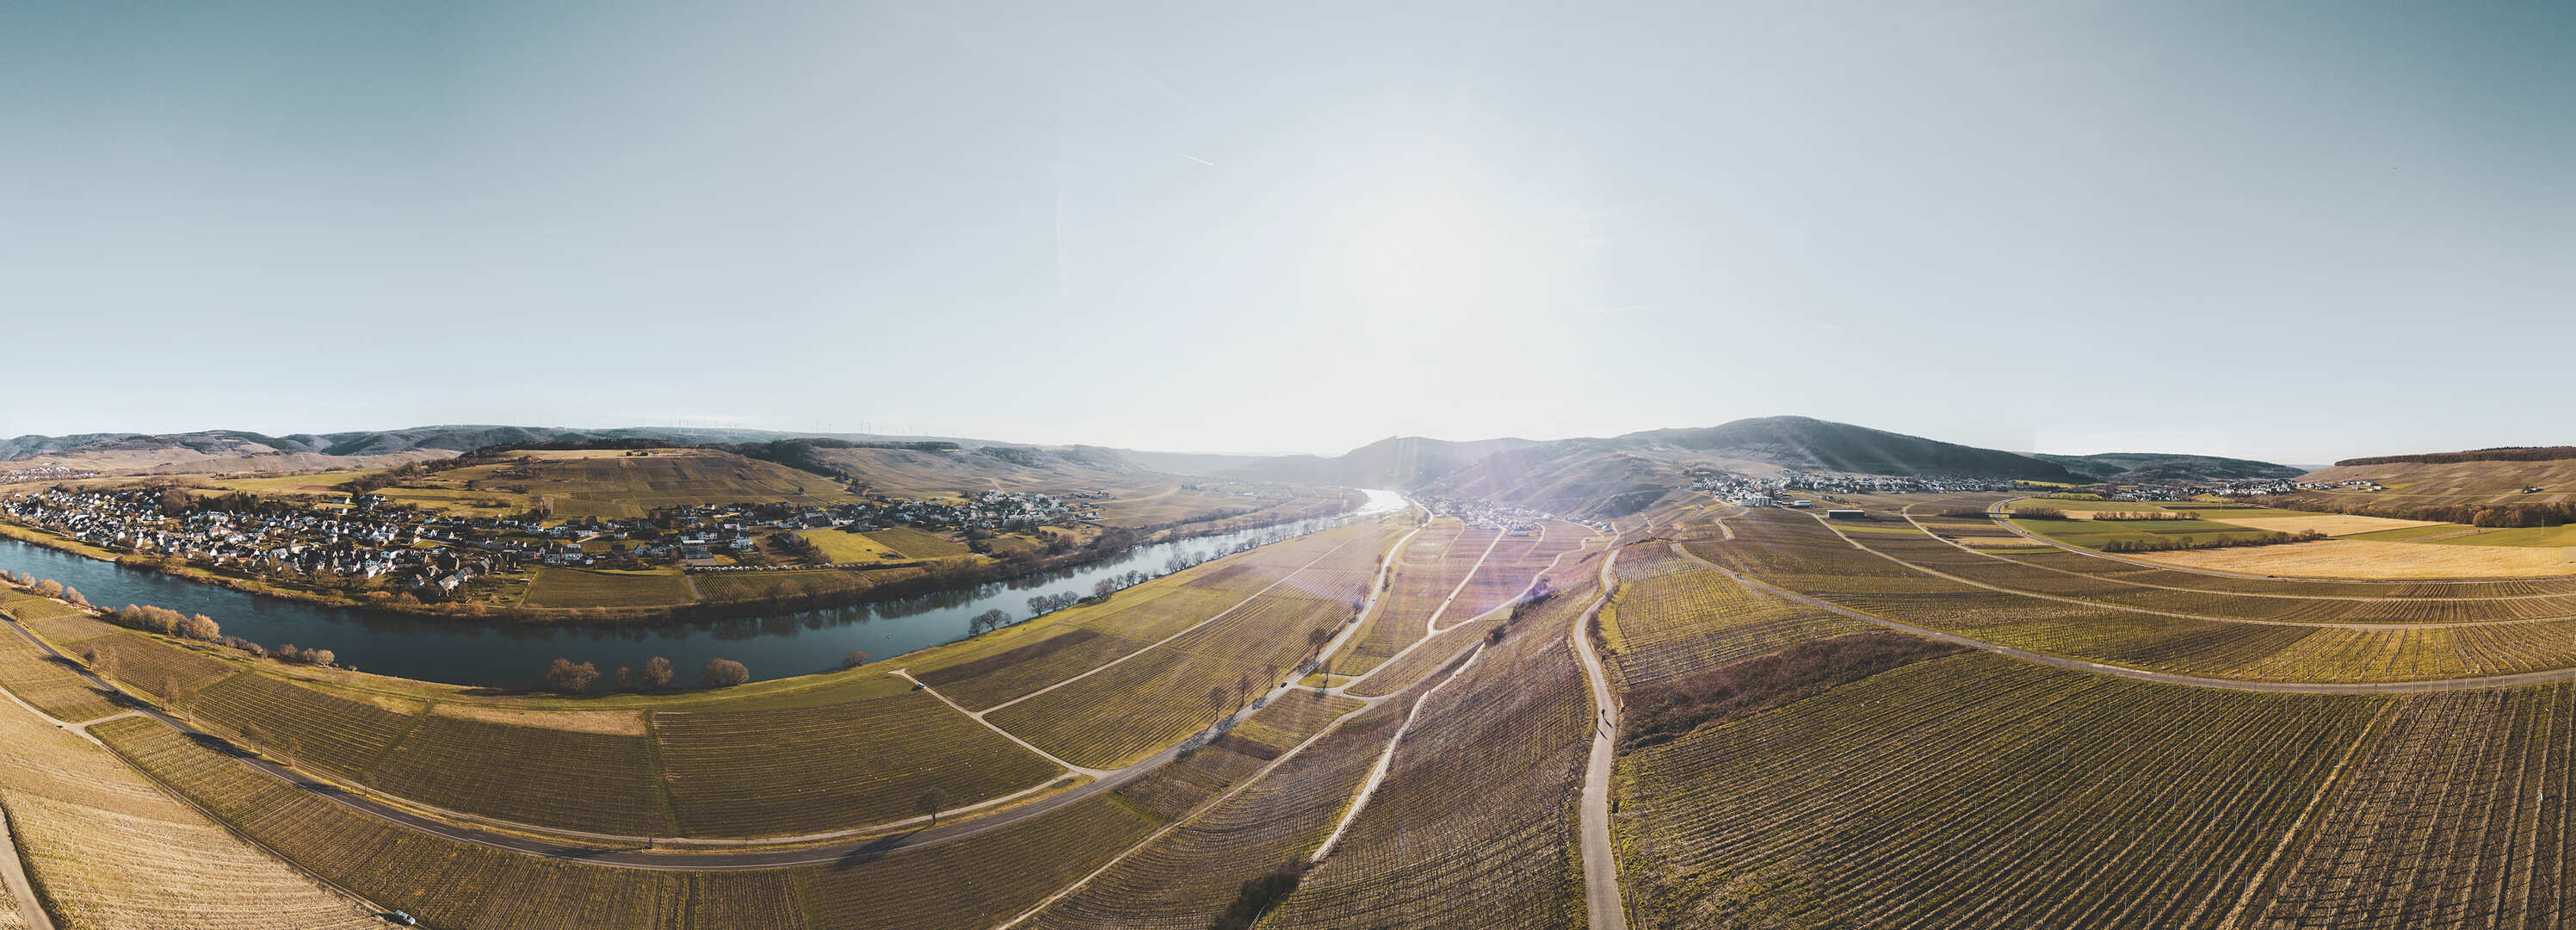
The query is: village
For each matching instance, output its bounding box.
[0,485,1097,602]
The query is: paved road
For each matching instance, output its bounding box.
[1570,544,1628,930]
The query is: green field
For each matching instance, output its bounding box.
[863,526,971,559]
[519,567,695,609]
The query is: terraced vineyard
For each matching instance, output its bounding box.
[0,692,378,929]
[1269,575,1595,929]
[0,626,122,722]
[654,687,1060,835]
[1616,651,2388,929]
[1597,543,1868,689]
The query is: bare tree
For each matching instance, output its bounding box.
[703,658,750,688]
[639,656,675,690]
[917,788,948,828]
[1208,684,1229,713]
[543,658,600,693]
[843,649,872,670]
[615,666,635,691]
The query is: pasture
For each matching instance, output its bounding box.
[518,567,695,609]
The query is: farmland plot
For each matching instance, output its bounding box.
[365,714,675,836]
[1599,544,1867,690]
[0,628,123,722]
[1267,587,1591,930]
[0,702,378,930]
[654,687,1060,836]
[1616,652,2387,930]
[2254,685,2576,929]
[185,672,421,780]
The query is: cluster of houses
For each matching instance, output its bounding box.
[0,483,1104,600]
[0,466,95,483]
[1418,496,1608,536]
[1687,470,2035,507]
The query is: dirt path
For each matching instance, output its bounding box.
[0,804,57,930]
[1571,543,1628,930]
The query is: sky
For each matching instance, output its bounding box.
[3,1,2567,464]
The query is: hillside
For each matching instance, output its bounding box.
[2301,455,2576,506]
[2033,451,2301,482]
[1615,416,2086,482]
[0,425,991,474]
[1226,416,2085,512]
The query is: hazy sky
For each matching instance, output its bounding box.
[3,1,2567,463]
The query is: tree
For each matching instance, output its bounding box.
[543,658,600,693]
[176,614,220,642]
[615,666,634,691]
[917,788,948,828]
[32,580,61,598]
[1207,684,1229,713]
[59,586,86,607]
[82,648,114,681]
[971,608,1010,636]
[1094,579,1118,599]
[703,658,750,688]
[843,649,872,670]
[304,648,337,667]
[1235,673,1255,708]
[640,656,675,690]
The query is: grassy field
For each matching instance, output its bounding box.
[0,628,124,722]
[794,527,906,561]
[862,525,971,559]
[518,567,695,609]
[1615,651,2387,930]
[2137,538,2576,579]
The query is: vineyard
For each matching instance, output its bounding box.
[1334,519,1476,675]
[2252,685,2576,928]
[0,627,122,722]
[0,694,377,929]
[1615,651,2388,929]
[1597,543,1868,690]
[653,687,1061,835]
[1266,575,1595,929]
[1024,698,1407,929]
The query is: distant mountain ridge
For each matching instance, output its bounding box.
[0,425,983,470]
[2032,452,2303,482]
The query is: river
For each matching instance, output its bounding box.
[0,489,1406,690]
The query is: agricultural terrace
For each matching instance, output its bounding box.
[1688,508,2576,683]
[1998,495,2576,579]
[1267,575,1596,930]
[518,567,695,609]
[0,691,379,929]
[367,448,862,521]
[1596,543,1866,691]
[0,514,1406,843]
[1026,695,1409,929]
[983,519,1399,768]
[1615,650,2388,930]
[0,625,123,722]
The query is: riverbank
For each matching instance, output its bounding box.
[0,491,1377,629]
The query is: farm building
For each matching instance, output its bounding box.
[1825,509,1869,520]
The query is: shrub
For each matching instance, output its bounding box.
[543,658,601,693]
[703,658,750,688]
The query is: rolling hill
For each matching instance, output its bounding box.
[2301,447,2576,505]
[2034,451,2302,483]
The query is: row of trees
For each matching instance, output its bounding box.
[2099,530,2326,554]
[0,572,337,667]
[540,655,751,693]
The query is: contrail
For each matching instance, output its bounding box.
[1180,154,1215,166]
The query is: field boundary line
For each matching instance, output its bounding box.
[1572,543,1628,930]
[1311,640,1487,861]
[1987,498,2576,586]
[1338,524,1601,698]
[893,670,1108,778]
[1669,542,2576,695]
[1813,514,2571,630]
[1423,524,1511,633]
[980,525,1385,715]
[1902,501,2576,604]
[2215,700,2395,930]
